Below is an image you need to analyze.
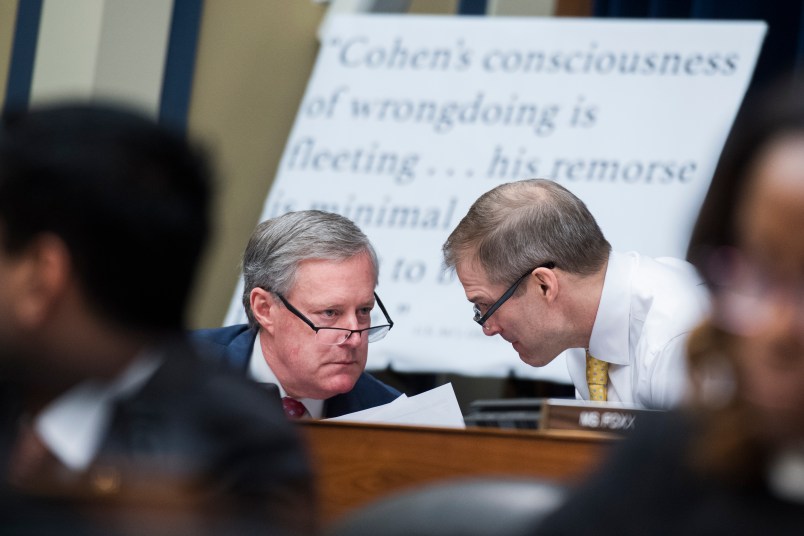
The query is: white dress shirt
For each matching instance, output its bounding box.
[247,334,325,419]
[566,250,709,409]
[34,353,162,471]
[768,444,804,503]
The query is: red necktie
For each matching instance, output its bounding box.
[282,397,309,419]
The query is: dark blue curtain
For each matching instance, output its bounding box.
[159,0,205,132]
[457,0,488,15]
[3,0,43,115]
[593,0,804,97]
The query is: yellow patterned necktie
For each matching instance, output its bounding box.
[586,350,609,402]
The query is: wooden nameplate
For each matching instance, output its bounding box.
[539,398,659,435]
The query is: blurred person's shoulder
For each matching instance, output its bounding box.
[534,410,700,536]
[139,335,286,427]
[193,324,253,347]
[190,324,256,371]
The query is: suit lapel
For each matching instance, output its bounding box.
[225,329,258,373]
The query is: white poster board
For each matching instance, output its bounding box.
[226,15,766,383]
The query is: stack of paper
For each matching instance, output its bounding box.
[327,383,465,429]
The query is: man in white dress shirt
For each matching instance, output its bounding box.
[442,178,708,409]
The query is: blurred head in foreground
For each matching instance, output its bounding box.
[687,77,804,476]
[0,104,313,535]
[0,103,209,383]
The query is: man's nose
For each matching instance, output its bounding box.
[338,329,365,347]
[482,320,500,337]
[338,314,366,346]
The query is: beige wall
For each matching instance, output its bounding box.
[187,0,328,328]
[410,0,456,13]
[0,0,20,110]
[489,0,554,16]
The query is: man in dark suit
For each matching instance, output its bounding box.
[0,104,312,535]
[195,210,401,419]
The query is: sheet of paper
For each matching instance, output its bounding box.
[327,383,465,429]
[326,393,408,422]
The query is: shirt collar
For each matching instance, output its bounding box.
[588,250,631,366]
[34,352,162,471]
[768,443,804,503]
[248,332,325,419]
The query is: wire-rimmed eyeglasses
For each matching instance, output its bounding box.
[273,291,394,345]
[473,263,555,327]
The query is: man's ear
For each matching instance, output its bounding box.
[250,287,278,334]
[531,265,559,303]
[13,234,71,329]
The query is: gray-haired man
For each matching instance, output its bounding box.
[195,210,401,418]
[443,179,708,409]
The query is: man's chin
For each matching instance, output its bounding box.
[322,371,361,397]
[517,350,556,368]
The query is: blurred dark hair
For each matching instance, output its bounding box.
[0,103,211,331]
[687,76,804,281]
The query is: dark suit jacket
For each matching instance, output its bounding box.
[536,411,804,536]
[0,338,314,536]
[193,325,401,418]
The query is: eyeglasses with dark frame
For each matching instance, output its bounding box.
[473,263,555,327]
[273,291,394,345]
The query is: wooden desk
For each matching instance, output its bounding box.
[299,421,615,523]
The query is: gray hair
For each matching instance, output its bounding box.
[442,179,611,285]
[241,210,379,328]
